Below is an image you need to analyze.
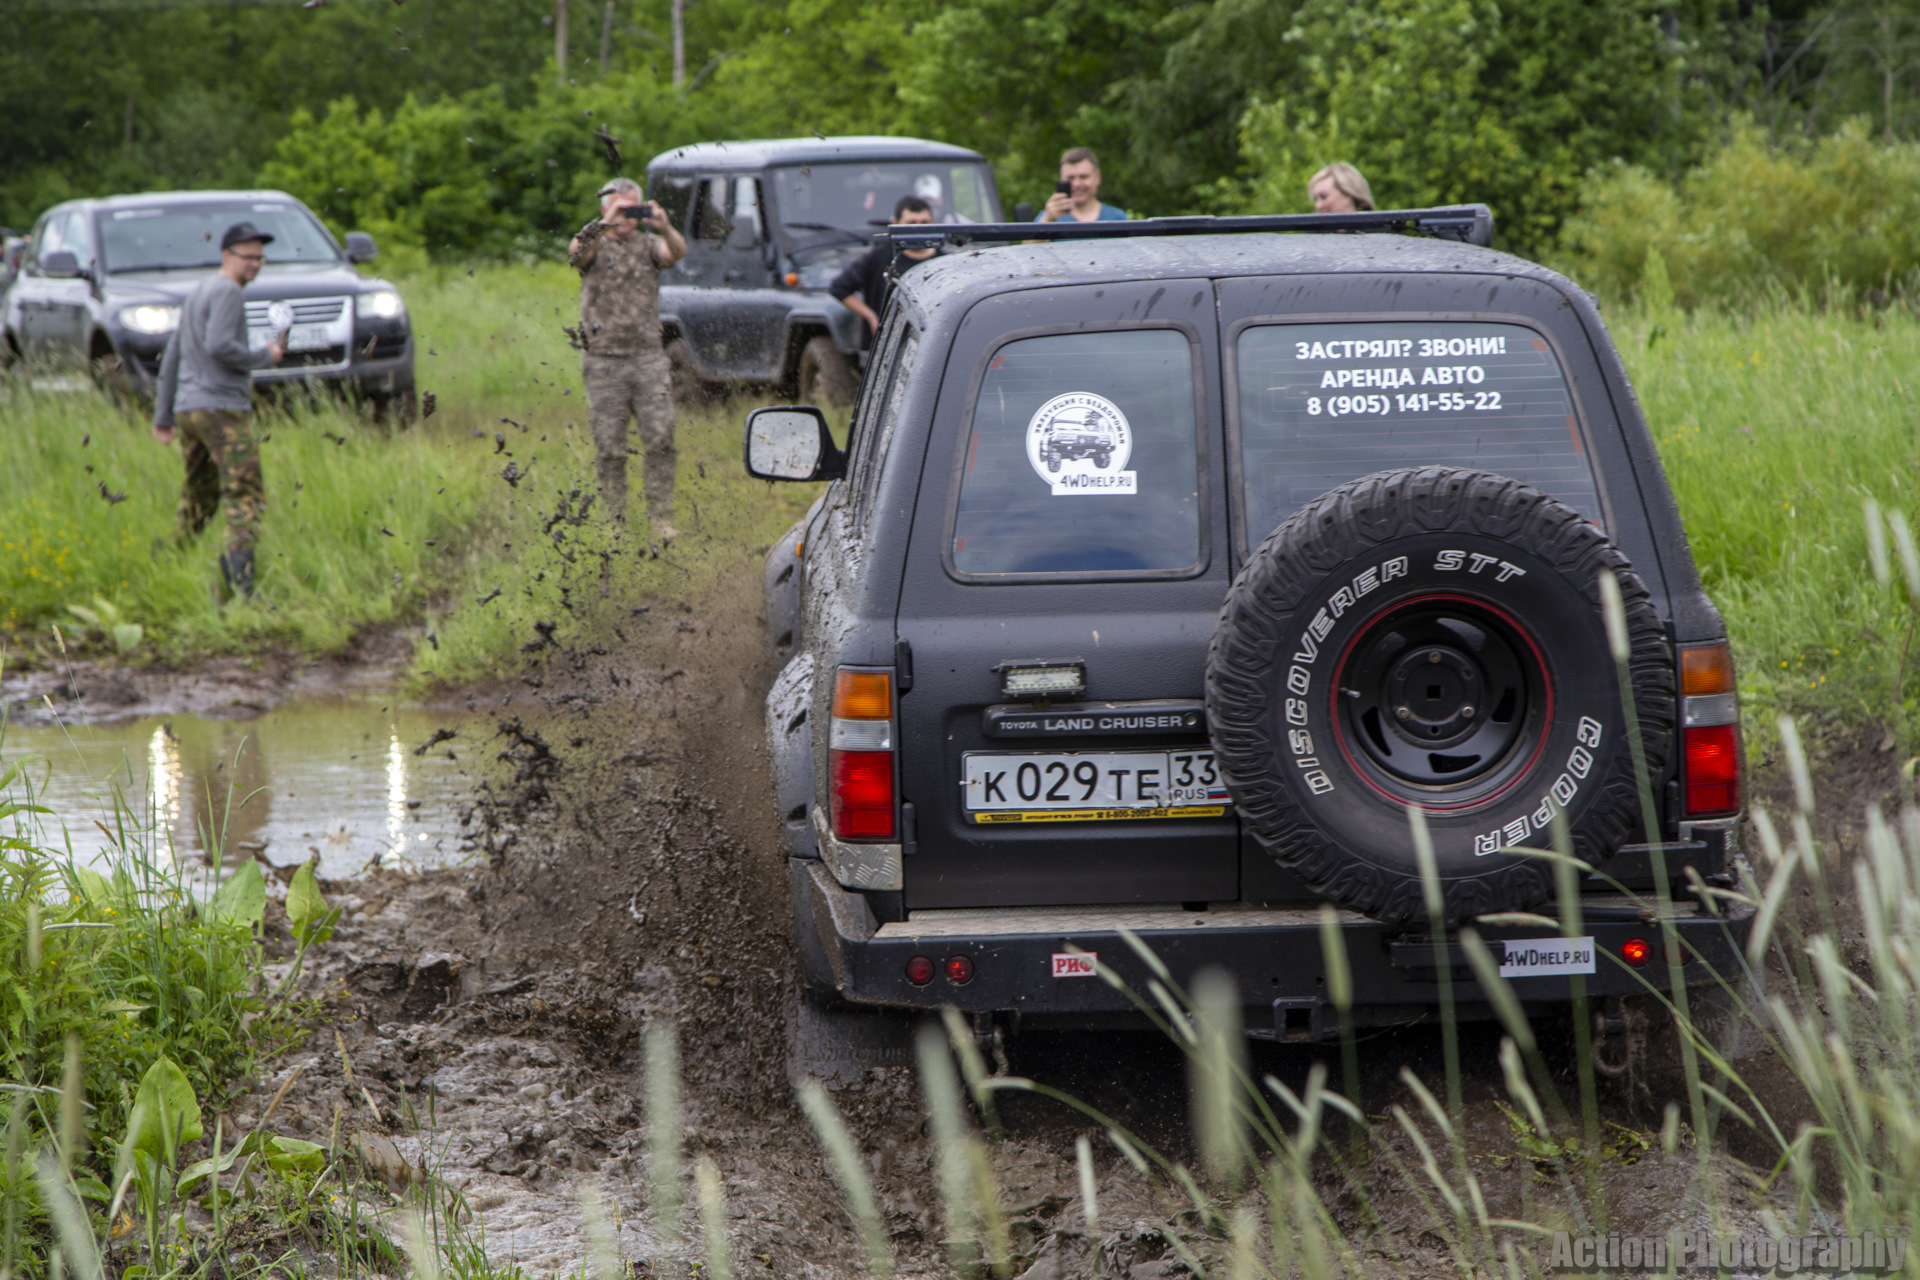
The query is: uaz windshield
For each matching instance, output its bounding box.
[770,161,998,234]
[101,203,340,273]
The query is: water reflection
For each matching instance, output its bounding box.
[148,725,181,831]
[1,698,487,879]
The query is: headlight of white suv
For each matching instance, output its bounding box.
[355,290,404,319]
[118,304,179,334]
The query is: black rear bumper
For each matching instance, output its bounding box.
[793,858,1755,1040]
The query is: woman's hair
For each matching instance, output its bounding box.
[1309,162,1375,211]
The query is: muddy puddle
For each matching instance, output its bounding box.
[1,695,492,879]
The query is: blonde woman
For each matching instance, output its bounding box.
[1308,163,1375,213]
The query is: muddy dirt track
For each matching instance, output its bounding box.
[196,557,1903,1279]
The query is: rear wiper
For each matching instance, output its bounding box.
[109,262,218,273]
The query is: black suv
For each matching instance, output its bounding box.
[1,190,416,417]
[746,209,1753,1043]
[646,136,1003,406]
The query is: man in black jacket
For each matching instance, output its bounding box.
[829,196,937,344]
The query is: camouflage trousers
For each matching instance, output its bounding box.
[583,350,676,526]
[176,409,265,554]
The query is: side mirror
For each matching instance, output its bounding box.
[345,232,378,263]
[744,406,844,482]
[1011,202,1035,223]
[41,250,81,278]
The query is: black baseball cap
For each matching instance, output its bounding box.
[220,221,276,251]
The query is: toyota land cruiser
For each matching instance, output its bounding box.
[745,207,1754,1043]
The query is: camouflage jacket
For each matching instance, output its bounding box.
[569,218,666,358]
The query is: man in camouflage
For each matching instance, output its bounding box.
[153,221,285,598]
[569,177,688,535]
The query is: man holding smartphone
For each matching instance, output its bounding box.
[1035,147,1129,223]
[568,177,689,535]
[152,221,285,599]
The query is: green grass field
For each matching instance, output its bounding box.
[1613,302,1920,746]
[5,268,1915,749]
[0,263,816,684]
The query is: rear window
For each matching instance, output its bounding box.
[1234,322,1599,548]
[951,329,1202,577]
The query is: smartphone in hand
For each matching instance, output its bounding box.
[1055,180,1073,196]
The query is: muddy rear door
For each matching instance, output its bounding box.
[894,281,1236,909]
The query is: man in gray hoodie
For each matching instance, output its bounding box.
[153,221,285,597]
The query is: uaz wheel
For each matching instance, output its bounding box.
[1206,467,1673,925]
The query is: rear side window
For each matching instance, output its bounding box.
[1234,322,1599,549]
[951,328,1201,577]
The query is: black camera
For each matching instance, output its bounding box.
[620,201,657,222]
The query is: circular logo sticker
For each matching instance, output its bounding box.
[1024,392,1138,496]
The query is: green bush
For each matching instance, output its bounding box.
[1228,0,1705,256]
[260,77,738,262]
[1561,119,1920,308]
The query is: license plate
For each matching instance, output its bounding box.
[1498,938,1596,977]
[961,749,1230,823]
[250,323,332,352]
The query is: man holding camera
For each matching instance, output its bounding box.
[569,177,689,535]
[1035,147,1128,223]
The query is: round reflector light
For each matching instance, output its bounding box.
[905,955,935,986]
[945,955,975,986]
[1621,937,1651,967]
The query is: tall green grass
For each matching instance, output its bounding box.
[1619,301,1920,744]
[0,263,813,679]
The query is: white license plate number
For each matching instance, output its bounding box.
[962,750,1229,824]
[251,323,332,352]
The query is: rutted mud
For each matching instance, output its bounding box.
[206,563,1898,1277]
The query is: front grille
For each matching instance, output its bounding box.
[244,297,347,326]
[280,346,348,369]
[356,334,408,360]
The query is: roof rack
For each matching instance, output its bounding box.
[888,204,1495,252]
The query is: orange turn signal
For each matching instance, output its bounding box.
[833,670,892,720]
[784,271,800,286]
[1681,643,1735,696]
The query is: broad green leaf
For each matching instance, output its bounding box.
[177,1143,246,1198]
[124,1057,203,1161]
[66,604,102,627]
[112,623,143,653]
[264,1135,326,1174]
[72,865,114,906]
[204,858,266,928]
[286,861,335,948]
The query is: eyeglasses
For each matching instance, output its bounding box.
[230,251,265,262]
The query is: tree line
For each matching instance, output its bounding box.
[5,0,1919,280]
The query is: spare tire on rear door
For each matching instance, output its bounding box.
[1206,467,1673,925]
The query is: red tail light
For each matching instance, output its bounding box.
[1621,937,1651,967]
[829,669,896,840]
[831,751,896,838]
[1679,642,1741,818]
